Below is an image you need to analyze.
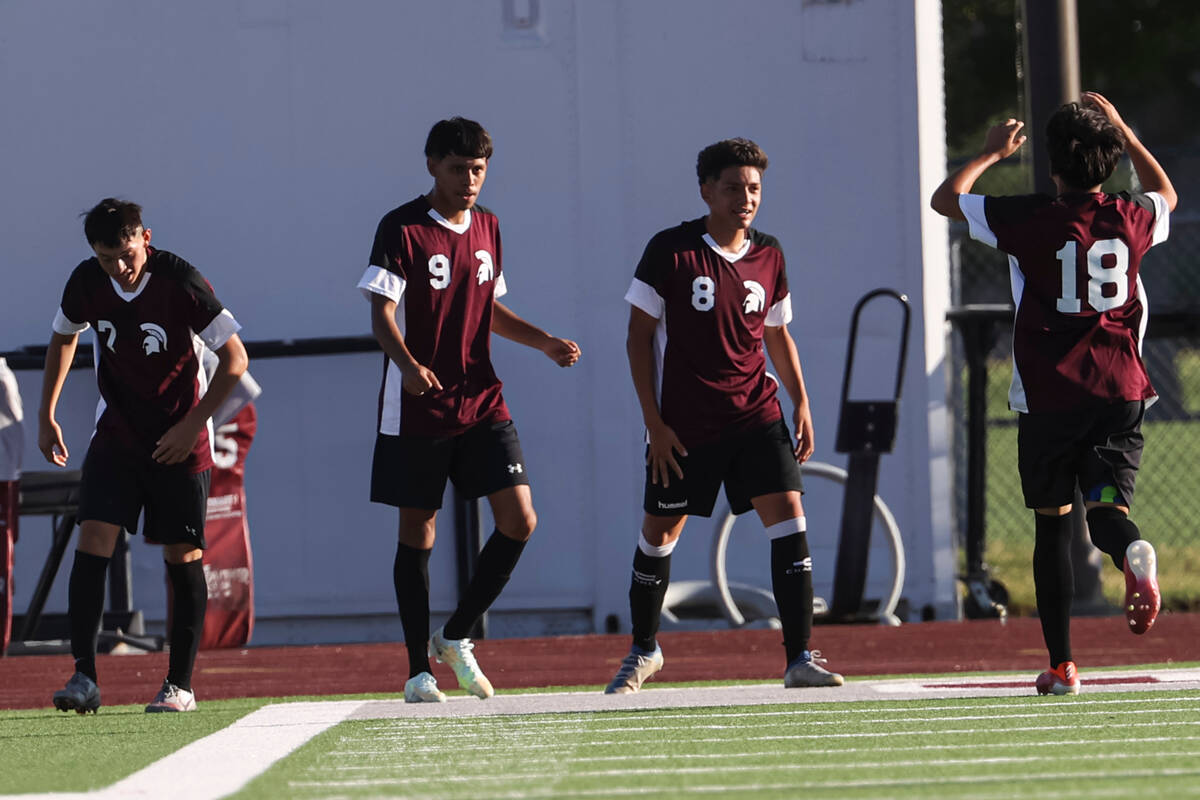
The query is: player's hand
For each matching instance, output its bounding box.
[792,403,815,463]
[402,364,443,397]
[1081,92,1130,136]
[38,419,69,467]
[153,417,205,465]
[983,119,1026,160]
[646,421,687,488]
[543,337,581,368]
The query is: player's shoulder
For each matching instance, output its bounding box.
[749,228,783,254]
[146,249,202,282]
[472,202,498,221]
[377,196,429,228]
[647,217,705,251]
[1108,191,1161,217]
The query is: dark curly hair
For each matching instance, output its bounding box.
[1046,103,1125,190]
[696,138,768,185]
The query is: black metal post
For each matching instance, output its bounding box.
[453,492,487,639]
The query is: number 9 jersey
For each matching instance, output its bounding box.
[959,191,1170,413]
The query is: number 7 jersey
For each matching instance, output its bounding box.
[960,191,1170,413]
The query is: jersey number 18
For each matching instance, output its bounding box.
[1055,238,1129,314]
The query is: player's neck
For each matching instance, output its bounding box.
[425,190,470,226]
[703,217,747,253]
[1052,176,1103,196]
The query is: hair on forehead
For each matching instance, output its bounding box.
[696,138,768,185]
[425,117,494,160]
[83,198,143,248]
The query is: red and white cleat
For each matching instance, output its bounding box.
[1036,661,1080,696]
[1124,540,1161,635]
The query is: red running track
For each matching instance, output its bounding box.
[2,612,1197,710]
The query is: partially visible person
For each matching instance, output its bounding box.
[931,92,1175,695]
[40,198,248,713]
[607,137,843,694]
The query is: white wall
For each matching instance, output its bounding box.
[3,0,957,641]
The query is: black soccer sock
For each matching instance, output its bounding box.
[68,550,110,683]
[770,530,814,666]
[1086,506,1142,570]
[443,530,526,640]
[629,545,672,653]
[165,560,207,691]
[394,543,433,677]
[1033,512,1074,668]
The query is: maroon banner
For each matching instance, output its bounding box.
[200,404,257,649]
[0,481,16,656]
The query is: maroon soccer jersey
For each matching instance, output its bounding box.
[625,218,793,446]
[53,248,241,472]
[961,191,1170,413]
[358,196,511,437]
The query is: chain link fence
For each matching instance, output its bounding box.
[948,193,1200,614]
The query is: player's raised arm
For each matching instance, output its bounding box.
[37,331,78,467]
[1082,92,1177,211]
[930,119,1027,220]
[491,301,580,367]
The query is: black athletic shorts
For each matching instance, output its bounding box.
[643,418,803,518]
[370,419,530,510]
[1017,400,1144,509]
[77,438,210,548]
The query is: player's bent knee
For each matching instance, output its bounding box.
[499,509,537,541]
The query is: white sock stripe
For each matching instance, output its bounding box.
[638,532,678,557]
[765,517,806,540]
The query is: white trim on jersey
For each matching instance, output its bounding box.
[765,293,793,326]
[109,273,151,302]
[427,207,471,234]
[198,309,242,352]
[959,194,997,248]
[191,335,217,463]
[358,264,407,304]
[494,271,508,300]
[701,233,752,263]
[378,301,408,436]
[52,308,89,335]
[650,311,668,441]
[625,278,664,319]
[1007,254,1028,413]
[1146,191,1170,246]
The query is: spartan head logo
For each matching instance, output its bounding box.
[475,249,495,285]
[139,323,168,355]
[742,280,766,314]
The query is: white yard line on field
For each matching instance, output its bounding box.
[12,667,1200,800]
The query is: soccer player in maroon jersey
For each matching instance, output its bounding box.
[38,198,249,713]
[358,117,580,703]
[606,138,843,693]
[932,92,1177,695]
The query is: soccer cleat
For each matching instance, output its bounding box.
[604,645,664,694]
[1124,540,1161,635]
[429,627,494,699]
[53,672,101,715]
[784,650,844,688]
[144,681,197,712]
[1036,661,1080,695]
[404,671,447,703]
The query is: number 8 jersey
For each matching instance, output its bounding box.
[960,191,1170,413]
[625,218,792,447]
[358,196,510,437]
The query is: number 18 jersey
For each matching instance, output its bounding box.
[961,191,1169,413]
